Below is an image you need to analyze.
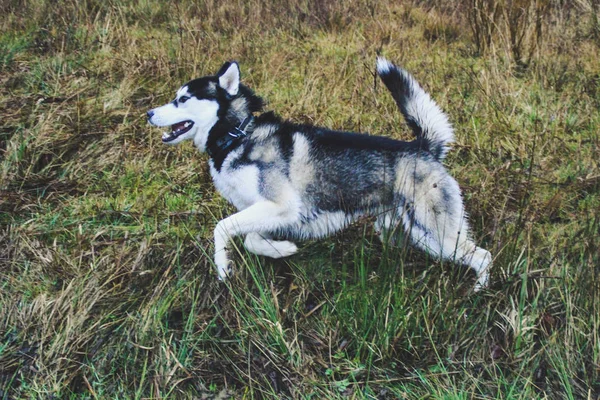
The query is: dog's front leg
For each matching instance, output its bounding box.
[244,232,298,259]
[214,201,298,279]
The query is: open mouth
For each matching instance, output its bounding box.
[162,120,194,142]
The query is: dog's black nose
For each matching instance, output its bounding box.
[146,110,155,119]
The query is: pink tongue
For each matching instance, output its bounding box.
[172,121,186,132]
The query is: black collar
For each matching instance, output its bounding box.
[206,116,254,167]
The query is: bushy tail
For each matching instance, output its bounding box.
[376,57,454,160]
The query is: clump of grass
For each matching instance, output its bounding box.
[467,0,552,68]
[422,10,462,43]
[1,0,600,398]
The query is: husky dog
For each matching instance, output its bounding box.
[147,58,492,290]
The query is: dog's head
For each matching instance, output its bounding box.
[147,62,262,151]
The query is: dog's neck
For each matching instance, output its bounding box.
[206,115,254,171]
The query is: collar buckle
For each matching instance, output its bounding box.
[227,126,245,138]
[228,115,254,138]
[207,115,255,160]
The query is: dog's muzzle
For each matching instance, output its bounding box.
[161,120,195,142]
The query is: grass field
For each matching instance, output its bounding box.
[1,0,599,398]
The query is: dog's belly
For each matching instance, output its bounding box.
[278,208,366,240]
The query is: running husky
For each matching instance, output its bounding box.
[147,58,492,290]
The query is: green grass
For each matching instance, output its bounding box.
[1,0,599,398]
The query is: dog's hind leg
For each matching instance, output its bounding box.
[432,228,491,291]
[244,232,298,259]
[392,161,492,290]
[399,191,492,291]
[402,214,492,291]
[214,201,298,279]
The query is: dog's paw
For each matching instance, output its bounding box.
[215,251,234,280]
[473,272,489,292]
[272,240,298,258]
[244,233,298,259]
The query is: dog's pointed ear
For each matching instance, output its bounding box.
[217,61,240,96]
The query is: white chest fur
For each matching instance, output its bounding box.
[209,160,263,211]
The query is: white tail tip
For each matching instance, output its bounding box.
[376,56,394,75]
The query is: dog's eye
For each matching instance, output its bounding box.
[179,96,190,104]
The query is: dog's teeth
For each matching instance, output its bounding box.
[162,132,170,139]
[184,122,190,127]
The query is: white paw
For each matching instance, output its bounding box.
[272,241,298,258]
[215,251,233,280]
[244,233,298,259]
[473,272,489,292]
